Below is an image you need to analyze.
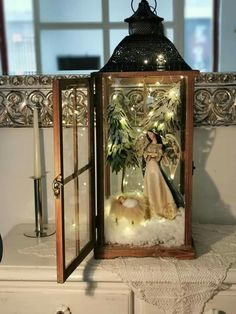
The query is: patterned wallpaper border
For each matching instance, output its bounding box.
[0,73,235,127]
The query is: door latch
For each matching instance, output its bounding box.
[52,175,63,197]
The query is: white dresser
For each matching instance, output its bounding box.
[0,224,236,314]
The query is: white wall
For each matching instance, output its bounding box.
[1,126,236,238]
[0,128,55,237]
[193,126,236,223]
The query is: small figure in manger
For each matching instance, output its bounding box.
[109,193,150,225]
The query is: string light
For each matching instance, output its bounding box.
[123,226,134,237]
[120,117,126,125]
[165,111,174,120]
[158,122,165,130]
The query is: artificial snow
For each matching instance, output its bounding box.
[105,206,185,247]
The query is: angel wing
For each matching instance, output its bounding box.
[160,133,181,179]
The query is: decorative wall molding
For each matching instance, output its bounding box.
[195,73,236,126]
[0,73,235,128]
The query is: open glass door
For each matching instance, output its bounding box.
[53,78,95,283]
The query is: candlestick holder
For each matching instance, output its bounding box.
[24,177,55,238]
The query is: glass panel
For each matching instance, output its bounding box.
[104,75,185,247]
[184,0,213,71]
[62,127,74,178]
[40,30,103,74]
[64,171,92,267]
[165,28,174,42]
[109,0,173,22]
[109,0,132,22]
[78,170,91,249]
[157,0,173,21]
[39,0,102,22]
[62,86,89,178]
[64,178,79,267]
[3,0,36,74]
[109,29,129,56]
[77,127,89,169]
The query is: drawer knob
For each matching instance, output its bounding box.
[56,304,72,314]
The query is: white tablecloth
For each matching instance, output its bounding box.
[100,224,236,314]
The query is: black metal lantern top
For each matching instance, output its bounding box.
[100,0,191,72]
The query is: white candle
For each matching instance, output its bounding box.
[33,107,42,178]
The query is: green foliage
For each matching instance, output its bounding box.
[106,94,139,174]
[142,82,181,136]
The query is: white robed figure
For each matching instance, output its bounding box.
[143,131,177,220]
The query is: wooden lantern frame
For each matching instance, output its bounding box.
[53,70,198,283]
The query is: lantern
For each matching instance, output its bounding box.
[53,0,199,283]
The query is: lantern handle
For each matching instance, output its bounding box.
[131,0,157,13]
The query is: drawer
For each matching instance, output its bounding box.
[0,281,133,314]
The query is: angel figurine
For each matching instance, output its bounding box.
[143,130,180,220]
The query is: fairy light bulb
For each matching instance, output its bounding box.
[158,123,165,131]
[124,226,134,237]
[168,86,180,101]
[165,111,174,120]
[120,117,126,125]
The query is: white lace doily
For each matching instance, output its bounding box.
[100,224,236,314]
